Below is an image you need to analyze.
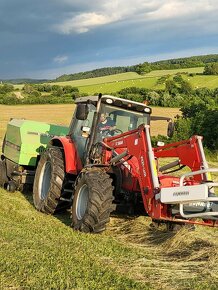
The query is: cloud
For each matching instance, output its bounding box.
[0,0,217,78]
[53,0,218,35]
[55,13,117,34]
[53,55,68,64]
[54,0,162,34]
[147,0,218,20]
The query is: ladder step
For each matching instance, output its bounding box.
[60,197,73,202]
[64,189,73,193]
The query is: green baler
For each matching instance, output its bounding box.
[0,118,69,191]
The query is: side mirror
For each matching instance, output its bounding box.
[167,120,174,138]
[76,104,89,120]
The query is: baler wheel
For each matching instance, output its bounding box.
[2,135,6,153]
[0,159,8,188]
[6,181,16,192]
[72,169,114,233]
[33,147,65,214]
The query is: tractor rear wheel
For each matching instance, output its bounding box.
[72,169,114,233]
[33,147,65,214]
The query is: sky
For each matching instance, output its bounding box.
[0,0,218,79]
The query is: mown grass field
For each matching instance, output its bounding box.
[0,104,181,143]
[0,188,218,290]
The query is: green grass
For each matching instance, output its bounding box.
[13,84,24,90]
[77,77,159,94]
[52,72,144,86]
[51,68,204,87]
[0,190,148,290]
[0,188,218,289]
[182,74,218,89]
[48,72,160,95]
[145,67,204,77]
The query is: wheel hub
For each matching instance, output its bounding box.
[38,161,52,200]
[76,184,89,220]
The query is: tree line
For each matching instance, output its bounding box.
[0,84,80,105]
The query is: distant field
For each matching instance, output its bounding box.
[77,73,218,94]
[0,104,74,143]
[13,84,24,90]
[0,104,180,143]
[182,74,218,89]
[78,77,159,94]
[12,67,218,95]
[50,67,217,94]
[146,67,204,77]
[52,67,204,87]
[53,72,144,86]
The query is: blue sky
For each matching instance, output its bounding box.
[0,0,218,79]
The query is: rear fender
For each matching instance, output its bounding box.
[51,136,82,174]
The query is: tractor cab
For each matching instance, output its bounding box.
[69,94,152,164]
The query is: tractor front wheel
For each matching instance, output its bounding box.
[33,147,65,214]
[72,169,114,233]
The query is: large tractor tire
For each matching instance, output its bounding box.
[72,169,114,233]
[33,147,65,214]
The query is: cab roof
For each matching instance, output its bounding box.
[75,94,152,114]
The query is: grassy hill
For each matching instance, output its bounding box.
[1,188,218,289]
[49,67,218,95]
[9,67,218,96]
[52,67,204,87]
[54,54,218,82]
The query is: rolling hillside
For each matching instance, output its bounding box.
[51,67,217,95]
[9,67,218,96]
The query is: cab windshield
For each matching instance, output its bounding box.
[97,103,150,138]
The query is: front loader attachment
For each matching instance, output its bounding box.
[159,168,218,220]
[154,135,218,227]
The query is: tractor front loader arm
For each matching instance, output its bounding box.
[103,125,162,218]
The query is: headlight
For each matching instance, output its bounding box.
[106,98,113,104]
[144,107,151,113]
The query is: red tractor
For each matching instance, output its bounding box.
[33,94,218,232]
